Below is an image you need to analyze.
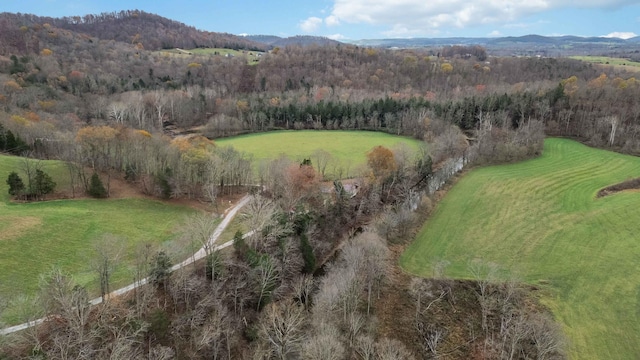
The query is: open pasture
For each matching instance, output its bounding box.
[0,155,196,323]
[400,138,640,359]
[214,130,424,179]
[570,55,640,72]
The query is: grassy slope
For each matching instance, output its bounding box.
[215,130,424,178]
[157,48,262,63]
[0,155,196,322]
[400,138,640,360]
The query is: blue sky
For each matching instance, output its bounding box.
[2,0,639,40]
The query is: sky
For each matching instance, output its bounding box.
[2,0,639,41]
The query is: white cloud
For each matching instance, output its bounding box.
[299,17,323,33]
[327,0,636,36]
[327,33,346,40]
[602,31,638,39]
[488,30,502,37]
[325,15,340,26]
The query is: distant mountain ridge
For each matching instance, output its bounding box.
[344,34,640,56]
[345,34,633,47]
[245,34,341,47]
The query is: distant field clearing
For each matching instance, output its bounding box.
[570,55,640,72]
[214,130,425,179]
[400,138,640,359]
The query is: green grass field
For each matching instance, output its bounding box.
[570,55,640,72]
[215,130,425,179]
[157,47,263,63]
[0,155,197,323]
[400,138,640,359]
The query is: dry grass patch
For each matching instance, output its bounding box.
[0,216,42,241]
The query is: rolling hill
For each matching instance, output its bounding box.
[0,10,267,53]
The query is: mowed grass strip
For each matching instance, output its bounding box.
[214,130,424,178]
[400,138,640,360]
[0,155,197,324]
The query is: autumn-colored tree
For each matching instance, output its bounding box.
[171,135,215,197]
[561,75,579,96]
[441,63,453,73]
[367,146,397,182]
[3,80,21,92]
[76,125,118,194]
[288,162,319,194]
[68,70,84,84]
[280,161,320,209]
[76,126,117,160]
[588,73,608,88]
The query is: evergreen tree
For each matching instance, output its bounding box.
[149,251,172,289]
[6,171,25,197]
[300,234,316,273]
[0,124,6,151]
[32,169,56,198]
[5,130,29,155]
[88,172,108,198]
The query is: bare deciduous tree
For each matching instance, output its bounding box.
[148,345,175,360]
[416,322,446,359]
[169,268,206,311]
[605,115,619,147]
[229,261,250,315]
[39,267,94,359]
[530,313,564,360]
[291,274,314,309]
[242,193,278,248]
[355,335,376,360]
[254,256,280,311]
[91,234,124,302]
[500,311,531,360]
[375,338,416,360]
[133,241,155,316]
[259,300,306,360]
[468,259,499,334]
[109,102,128,124]
[311,148,332,180]
[409,278,447,320]
[181,212,219,268]
[302,322,345,360]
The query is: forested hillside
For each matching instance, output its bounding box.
[0,11,266,53]
[1,9,639,359]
